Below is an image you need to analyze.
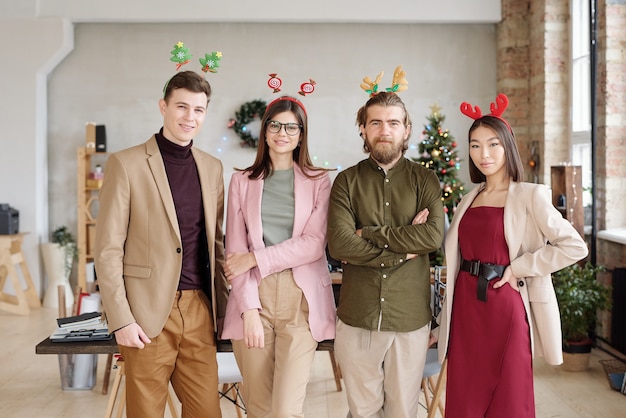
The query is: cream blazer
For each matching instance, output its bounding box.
[95,136,229,338]
[437,181,588,365]
[221,164,336,342]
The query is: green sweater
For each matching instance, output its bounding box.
[328,157,445,332]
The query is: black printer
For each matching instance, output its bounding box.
[0,204,19,234]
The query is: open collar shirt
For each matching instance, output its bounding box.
[327,157,445,332]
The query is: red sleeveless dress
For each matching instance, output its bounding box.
[446,206,535,418]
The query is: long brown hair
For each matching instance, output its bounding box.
[239,96,331,179]
[467,116,524,183]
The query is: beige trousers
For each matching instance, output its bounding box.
[334,319,430,418]
[233,269,318,418]
[120,290,221,418]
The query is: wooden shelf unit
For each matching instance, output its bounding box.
[77,145,109,292]
[550,165,584,238]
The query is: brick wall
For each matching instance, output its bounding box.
[596,0,626,231]
[499,0,626,255]
[497,0,532,179]
[498,0,570,185]
[499,0,626,350]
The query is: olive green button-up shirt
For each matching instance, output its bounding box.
[328,157,445,332]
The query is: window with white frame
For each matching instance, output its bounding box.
[571,0,592,208]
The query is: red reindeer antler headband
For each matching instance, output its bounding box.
[460,93,512,132]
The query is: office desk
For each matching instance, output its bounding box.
[34,337,241,355]
[36,336,336,393]
[35,337,234,394]
[36,337,119,355]
[35,337,335,355]
[36,270,341,392]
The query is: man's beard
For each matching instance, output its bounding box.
[366,137,405,165]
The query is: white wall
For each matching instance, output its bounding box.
[36,0,501,24]
[0,17,73,299]
[0,1,498,298]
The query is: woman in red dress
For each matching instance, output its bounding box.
[433,94,588,417]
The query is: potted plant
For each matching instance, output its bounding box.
[42,226,78,310]
[553,262,612,371]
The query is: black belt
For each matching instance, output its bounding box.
[460,258,508,302]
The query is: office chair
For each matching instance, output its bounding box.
[217,352,246,418]
[420,266,447,418]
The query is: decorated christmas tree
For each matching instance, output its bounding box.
[414,104,465,222]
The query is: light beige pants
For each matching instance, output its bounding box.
[334,319,430,418]
[233,269,318,418]
[120,290,221,418]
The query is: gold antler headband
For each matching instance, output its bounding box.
[360,65,408,97]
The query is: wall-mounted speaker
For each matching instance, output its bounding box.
[95,125,107,152]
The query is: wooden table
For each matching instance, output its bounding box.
[35,336,335,357]
[36,267,342,393]
[35,337,231,394]
[35,337,240,355]
[36,336,337,393]
[36,336,119,355]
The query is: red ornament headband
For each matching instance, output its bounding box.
[266,96,308,116]
[459,93,512,132]
[266,73,316,116]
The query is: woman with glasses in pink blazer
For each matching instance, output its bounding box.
[222,96,336,418]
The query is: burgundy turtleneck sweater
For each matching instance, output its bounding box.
[156,130,208,291]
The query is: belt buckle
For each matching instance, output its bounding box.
[470,259,481,276]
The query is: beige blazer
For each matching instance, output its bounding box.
[437,181,588,365]
[95,136,229,338]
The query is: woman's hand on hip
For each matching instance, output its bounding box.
[493,265,519,292]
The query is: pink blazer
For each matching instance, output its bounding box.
[221,164,336,342]
[437,181,588,365]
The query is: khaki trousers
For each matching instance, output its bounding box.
[334,319,430,418]
[233,269,317,418]
[120,290,221,418]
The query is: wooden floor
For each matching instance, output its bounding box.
[1,306,625,417]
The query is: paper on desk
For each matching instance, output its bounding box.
[50,325,110,341]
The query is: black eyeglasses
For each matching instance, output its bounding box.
[266,120,302,136]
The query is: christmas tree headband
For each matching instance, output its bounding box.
[266,73,316,116]
[360,65,408,97]
[169,41,222,73]
[459,93,512,132]
[163,41,222,97]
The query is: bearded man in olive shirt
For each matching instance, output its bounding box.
[327,92,445,418]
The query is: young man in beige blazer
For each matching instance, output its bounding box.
[95,71,229,417]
